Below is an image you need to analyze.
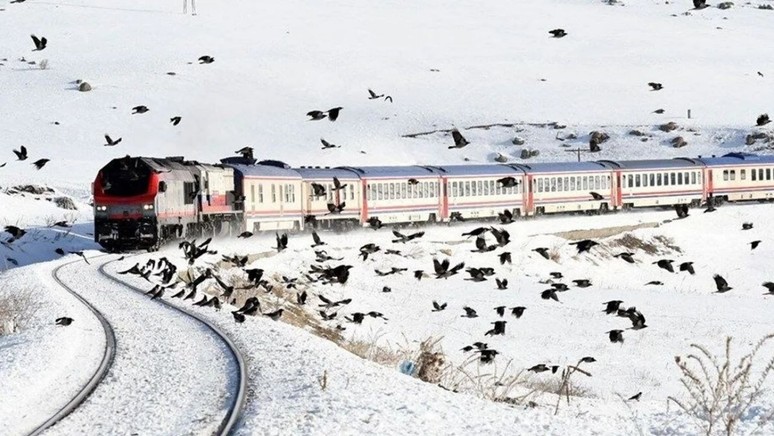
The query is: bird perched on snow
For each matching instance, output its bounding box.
[198,55,214,64]
[238,231,253,238]
[264,308,284,321]
[548,29,567,38]
[104,134,122,146]
[628,392,642,401]
[55,317,74,326]
[498,209,514,224]
[311,231,326,247]
[275,233,288,252]
[742,222,753,230]
[4,225,26,240]
[132,105,149,114]
[757,114,770,126]
[367,217,383,230]
[31,34,47,51]
[648,82,663,91]
[461,227,488,238]
[448,128,469,149]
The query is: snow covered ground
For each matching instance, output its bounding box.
[3,0,774,434]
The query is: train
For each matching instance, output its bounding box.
[92,152,774,250]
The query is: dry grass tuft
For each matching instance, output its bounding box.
[0,288,40,335]
[609,233,682,255]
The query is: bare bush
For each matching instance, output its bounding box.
[440,357,539,405]
[0,288,40,335]
[668,335,774,435]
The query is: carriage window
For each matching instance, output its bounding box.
[643,174,649,187]
[730,170,736,181]
[648,174,654,186]
[564,177,569,191]
[537,179,544,193]
[723,170,729,181]
[677,173,683,185]
[684,172,689,184]
[428,182,434,198]
[752,169,757,181]
[627,175,633,188]
[463,181,470,196]
[593,176,600,189]
[691,172,697,185]
[635,174,641,187]
[483,180,490,196]
[452,181,458,197]
[669,173,675,185]
[662,173,668,186]
[489,180,495,195]
[741,169,746,181]
[477,181,483,196]
[767,169,772,180]
[350,184,355,200]
[760,169,765,181]
[270,184,276,203]
[550,178,556,192]
[581,177,587,190]
[557,177,563,192]
[250,185,255,206]
[655,173,661,186]
[386,183,393,199]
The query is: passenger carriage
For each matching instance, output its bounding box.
[522,162,615,215]
[697,153,774,203]
[442,165,526,221]
[603,158,705,209]
[222,159,303,232]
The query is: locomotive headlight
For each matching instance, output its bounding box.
[96,205,107,211]
[143,204,154,210]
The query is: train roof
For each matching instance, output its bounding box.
[510,161,613,174]
[695,152,774,166]
[429,164,523,176]
[295,167,361,180]
[225,163,302,179]
[336,165,440,179]
[600,158,703,170]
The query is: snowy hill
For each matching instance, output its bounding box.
[1,0,773,191]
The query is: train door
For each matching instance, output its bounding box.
[524,174,534,216]
[614,170,622,208]
[361,179,369,223]
[704,168,713,201]
[440,177,448,220]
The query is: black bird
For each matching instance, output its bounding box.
[183,289,197,300]
[310,183,327,199]
[614,252,635,264]
[471,236,497,253]
[297,290,308,305]
[392,230,425,243]
[654,259,675,273]
[757,114,771,127]
[52,221,70,228]
[490,227,510,247]
[485,320,507,336]
[13,146,27,160]
[385,249,401,255]
[235,146,254,159]
[479,349,499,364]
[170,116,182,126]
[549,272,563,279]
[742,222,754,230]
[645,281,663,286]
[367,89,384,99]
[193,296,210,306]
[653,109,665,114]
[384,96,393,102]
[498,209,514,224]
[131,105,149,114]
[580,356,596,363]
[4,225,26,240]
[321,138,340,149]
[548,28,567,38]
[551,283,569,292]
[238,231,253,238]
[569,239,598,254]
[572,279,592,288]
[533,247,550,260]
[319,311,337,321]
[603,300,624,315]
[359,243,380,260]
[713,274,732,293]
[499,252,512,265]
[461,306,478,318]
[497,177,518,188]
[367,217,383,230]
[32,158,50,170]
[762,282,774,295]
[264,308,284,321]
[626,310,647,330]
[510,306,526,318]
[433,258,465,279]
[332,177,347,192]
[326,107,342,122]
[496,278,508,290]
[648,82,663,91]
[232,311,246,323]
[462,227,488,238]
[541,289,559,302]
[104,134,122,146]
[465,268,487,282]
[150,287,165,300]
[607,330,624,344]
[449,128,469,149]
[628,392,642,402]
[590,192,604,201]
[750,240,762,250]
[245,268,265,284]
[171,289,185,298]
[346,312,365,324]
[55,317,74,326]
[311,231,326,247]
[382,286,392,293]
[415,270,428,281]
[307,110,326,121]
[55,248,65,256]
[528,364,559,373]
[31,34,47,51]
[693,0,708,9]
[679,262,695,275]
[494,306,506,317]
[70,251,90,264]
[276,232,288,251]
[198,55,215,64]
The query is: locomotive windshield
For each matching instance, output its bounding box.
[101,157,152,197]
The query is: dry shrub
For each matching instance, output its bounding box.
[338,332,407,367]
[609,233,682,256]
[668,335,774,435]
[0,288,39,335]
[440,357,538,405]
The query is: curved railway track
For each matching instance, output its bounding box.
[26,258,117,436]
[27,256,246,436]
[97,260,247,436]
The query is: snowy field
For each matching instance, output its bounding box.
[2,0,774,434]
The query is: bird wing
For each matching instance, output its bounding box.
[31,34,40,47]
[312,231,321,245]
[474,236,486,250]
[451,129,467,146]
[368,89,377,98]
[321,138,331,148]
[333,177,341,188]
[433,259,444,274]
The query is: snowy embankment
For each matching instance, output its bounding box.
[108,202,774,434]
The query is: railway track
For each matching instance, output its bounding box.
[26,257,246,436]
[25,258,117,436]
[97,260,246,436]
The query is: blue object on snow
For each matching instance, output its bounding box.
[399,360,417,376]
